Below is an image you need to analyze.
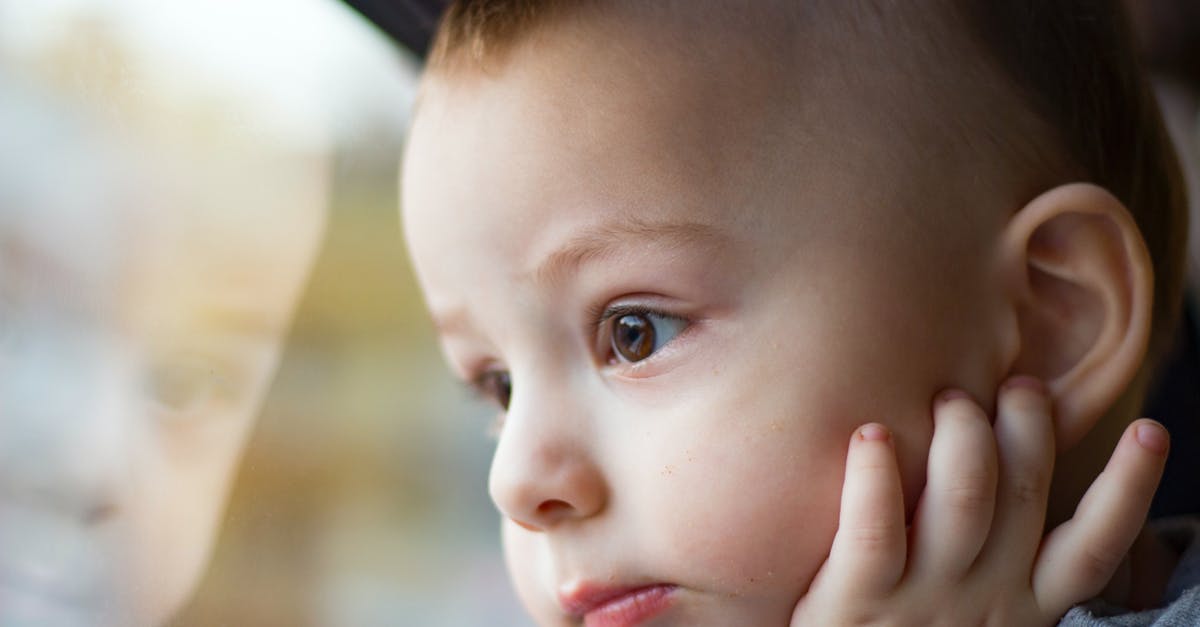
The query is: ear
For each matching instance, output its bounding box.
[998,183,1153,450]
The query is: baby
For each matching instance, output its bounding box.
[400,1,1195,625]
[0,78,326,625]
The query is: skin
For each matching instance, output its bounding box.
[404,13,1001,627]
[793,383,1168,625]
[402,5,1167,626]
[0,87,326,626]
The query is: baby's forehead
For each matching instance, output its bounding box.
[412,21,960,233]
[403,3,1052,355]
[424,0,998,115]
[416,0,1032,201]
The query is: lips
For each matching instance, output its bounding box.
[558,582,677,627]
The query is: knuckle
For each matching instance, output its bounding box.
[942,482,994,514]
[1005,473,1048,507]
[1072,545,1125,586]
[844,518,901,553]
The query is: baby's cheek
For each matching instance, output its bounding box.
[645,416,846,602]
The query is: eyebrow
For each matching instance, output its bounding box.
[429,218,732,340]
[531,217,732,289]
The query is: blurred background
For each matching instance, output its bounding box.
[0,0,525,625]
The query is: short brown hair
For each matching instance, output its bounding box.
[963,1,1188,359]
[427,0,1188,360]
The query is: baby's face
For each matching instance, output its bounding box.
[0,105,325,625]
[404,16,1008,626]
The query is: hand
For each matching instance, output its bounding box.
[790,376,1170,627]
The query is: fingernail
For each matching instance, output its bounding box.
[935,388,971,407]
[1003,375,1045,393]
[1135,421,1169,455]
[859,423,890,442]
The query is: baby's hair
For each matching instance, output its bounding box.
[963,1,1187,358]
[426,0,1187,364]
[428,0,566,67]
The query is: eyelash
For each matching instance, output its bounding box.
[466,301,692,436]
[591,303,688,367]
[467,368,511,437]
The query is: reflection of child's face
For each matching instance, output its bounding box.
[0,110,325,625]
[403,17,1012,626]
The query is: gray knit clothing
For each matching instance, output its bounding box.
[1060,517,1200,626]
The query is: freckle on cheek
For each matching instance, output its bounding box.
[746,567,777,588]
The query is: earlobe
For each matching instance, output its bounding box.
[998,183,1153,450]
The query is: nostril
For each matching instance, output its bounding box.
[536,498,573,518]
[509,499,577,532]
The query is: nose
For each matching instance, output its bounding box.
[488,387,608,531]
[0,325,131,523]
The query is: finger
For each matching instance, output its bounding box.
[908,390,998,580]
[979,376,1055,572]
[1033,419,1168,613]
[820,423,908,599]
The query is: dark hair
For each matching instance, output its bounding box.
[964,0,1188,357]
[428,0,1188,359]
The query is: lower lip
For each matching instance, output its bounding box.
[583,585,676,627]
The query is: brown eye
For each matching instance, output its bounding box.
[605,308,688,365]
[612,313,655,362]
[477,370,512,409]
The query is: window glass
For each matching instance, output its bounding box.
[0,1,517,624]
